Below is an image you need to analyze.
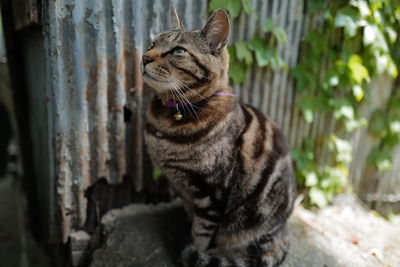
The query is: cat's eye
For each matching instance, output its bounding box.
[172,47,186,55]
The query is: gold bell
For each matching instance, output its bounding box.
[174,111,183,121]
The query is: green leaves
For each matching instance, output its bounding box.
[307,0,325,13]
[334,6,365,37]
[350,0,371,17]
[292,136,349,209]
[348,54,370,83]
[390,121,400,134]
[241,0,256,16]
[363,24,388,52]
[367,147,393,172]
[228,37,285,84]
[235,41,253,65]
[209,0,256,19]
[352,85,364,102]
[369,109,387,137]
[332,101,354,121]
[329,135,352,164]
[209,0,241,19]
[263,18,287,43]
[309,188,329,208]
[228,46,247,84]
[229,60,247,85]
[248,37,285,69]
[298,96,318,123]
[305,172,318,187]
[247,37,268,67]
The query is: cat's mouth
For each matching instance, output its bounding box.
[143,70,166,84]
[143,70,161,82]
[143,69,178,93]
[143,65,168,81]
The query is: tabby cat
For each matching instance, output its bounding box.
[143,7,296,267]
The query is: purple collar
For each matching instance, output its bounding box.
[165,91,236,108]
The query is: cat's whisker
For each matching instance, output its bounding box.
[167,80,178,102]
[161,80,172,102]
[173,84,197,120]
[164,81,172,101]
[177,84,209,103]
[171,80,200,120]
[168,80,188,115]
[172,78,209,103]
[179,90,200,120]
[170,86,177,102]
[171,81,198,120]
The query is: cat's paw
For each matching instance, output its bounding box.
[180,244,209,267]
[193,236,210,252]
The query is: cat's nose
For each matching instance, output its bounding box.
[142,54,154,66]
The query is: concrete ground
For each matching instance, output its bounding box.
[90,196,400,267]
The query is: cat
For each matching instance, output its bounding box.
[143,7,296,267]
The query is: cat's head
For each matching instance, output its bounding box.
[142,8,230,101]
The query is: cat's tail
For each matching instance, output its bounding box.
[181,229,289,267]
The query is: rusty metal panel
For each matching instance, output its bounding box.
[42,0,207,242]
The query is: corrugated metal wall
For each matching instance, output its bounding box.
[42,0,207,242]
[35,0,399,243]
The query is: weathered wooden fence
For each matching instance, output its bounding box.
[2,0,399,245]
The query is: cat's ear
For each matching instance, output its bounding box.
[170,6,185,31]
[201,9,230,53]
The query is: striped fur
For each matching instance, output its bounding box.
[143,8,296,267]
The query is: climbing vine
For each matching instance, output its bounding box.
[209,0,400,208]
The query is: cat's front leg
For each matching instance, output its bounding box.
[191,214,218,251]
[182,198,194,222]
[190,190,226,251]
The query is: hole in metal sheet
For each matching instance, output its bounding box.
[123,106,132,122]
[84,175,174,234]
[84,177,144,233]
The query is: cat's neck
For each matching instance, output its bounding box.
[147,87,237,132]
[155,80,232,105]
